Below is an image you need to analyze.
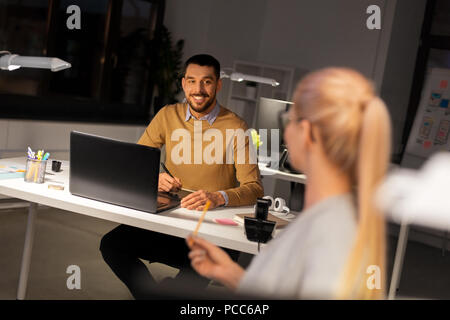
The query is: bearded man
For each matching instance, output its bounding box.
[100,54,263,299]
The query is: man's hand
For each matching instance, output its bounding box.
[158,173,182,192]
[181,190,225,210]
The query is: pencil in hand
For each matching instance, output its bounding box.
[160,162,174,178]
[188,200,211,247]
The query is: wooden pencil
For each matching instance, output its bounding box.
[188,200,211,247]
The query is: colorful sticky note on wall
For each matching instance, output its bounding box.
[440,80,448,89]
[440,99,449,109]
[424,141,432,149]
[430,92,443,106]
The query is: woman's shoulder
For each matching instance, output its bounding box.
[280,193,358,250]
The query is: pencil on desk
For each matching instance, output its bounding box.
[26,161,37,181]
[33,162,38,182]
[188,200,211,247]
[26,163,33,180]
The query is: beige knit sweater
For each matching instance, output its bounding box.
[137,102,263,206]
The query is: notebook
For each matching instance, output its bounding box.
[233,212,291,228]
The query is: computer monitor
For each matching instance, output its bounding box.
[255,97,293,154]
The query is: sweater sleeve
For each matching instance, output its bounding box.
[137,107,166,148]
[224,122,264,206]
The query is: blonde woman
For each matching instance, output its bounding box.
[186,67,392,299]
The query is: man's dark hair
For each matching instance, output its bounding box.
[183,54,221,80]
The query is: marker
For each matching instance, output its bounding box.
[214,218,238,226]
[43,152,50,161]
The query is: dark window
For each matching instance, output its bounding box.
[0,0,165,124]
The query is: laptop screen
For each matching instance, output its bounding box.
[69,131,162,213]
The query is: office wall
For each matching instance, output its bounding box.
[0,120,146,160]
[166,0,390,101]
[257,0,385,77]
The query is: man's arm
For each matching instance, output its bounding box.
[137,106,182,192]
[137,108,166,148]
[180,120,263,210]
[223,124,264,207]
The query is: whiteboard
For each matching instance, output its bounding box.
[404,68,450,159]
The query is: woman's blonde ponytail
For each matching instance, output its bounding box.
[337,97,391,299]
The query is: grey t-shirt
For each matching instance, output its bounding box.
[237,193,357,299]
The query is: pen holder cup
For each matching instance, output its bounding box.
[24,158,47,184]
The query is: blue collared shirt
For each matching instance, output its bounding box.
[185,101,229,206]
[185,101,221,125]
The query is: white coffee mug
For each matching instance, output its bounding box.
[274,197,290,214]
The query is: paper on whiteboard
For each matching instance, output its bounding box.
[404,68,450,159]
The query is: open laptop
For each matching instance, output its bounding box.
[69,131,186,213]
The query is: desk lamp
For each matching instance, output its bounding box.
[0,51,71,72]
[220,70,280,87]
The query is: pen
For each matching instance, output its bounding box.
[160,162,174,178]
[27,147,35,159]
[43,152,50,161]
[188,200,211,247]
[27,147,33,159]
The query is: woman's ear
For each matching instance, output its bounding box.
[301,120,315,147]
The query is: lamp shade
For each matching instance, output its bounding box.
[0,54,71,72]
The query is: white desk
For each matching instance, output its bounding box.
[0,157,292,299]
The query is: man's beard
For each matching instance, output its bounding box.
[187,91,216,113]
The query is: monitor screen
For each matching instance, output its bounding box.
[255,97,293,153]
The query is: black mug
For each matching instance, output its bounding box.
[52,160,62,172]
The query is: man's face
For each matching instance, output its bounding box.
[182,64,222,113]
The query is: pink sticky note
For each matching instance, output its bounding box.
[440,80,448,89]
[214,218,238,226]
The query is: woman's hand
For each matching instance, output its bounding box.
[186,235,245,290]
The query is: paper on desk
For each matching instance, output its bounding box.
[376,152,450,231]
[0,166,26,180]
[0,172,25,180]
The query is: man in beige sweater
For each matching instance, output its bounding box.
[138,59,263,209]
[100,54,263,299]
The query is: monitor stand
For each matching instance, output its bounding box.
[278,147,302,174]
